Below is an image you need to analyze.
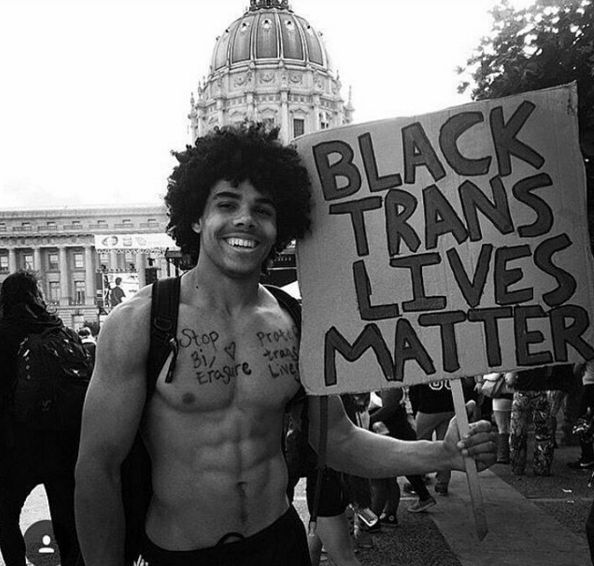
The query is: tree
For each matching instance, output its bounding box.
[458,0,594,245]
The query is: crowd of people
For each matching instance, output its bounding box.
[0,124,590,566]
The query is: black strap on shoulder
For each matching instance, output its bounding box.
[265,284,329,534]
[265,284,301,330]
[147,277,181,397]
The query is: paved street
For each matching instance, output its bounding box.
[5,440,592,566]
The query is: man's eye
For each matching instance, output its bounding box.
[218,202,235,210]
[256,207,275,217]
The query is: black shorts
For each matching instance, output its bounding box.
[306,467,348,518]
[139,506,311,566]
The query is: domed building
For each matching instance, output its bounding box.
[189,0,354,143]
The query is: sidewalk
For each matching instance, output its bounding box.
[431,469,589,566]
[4,464,591,566]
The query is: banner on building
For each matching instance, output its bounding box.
[94,233,177,253]
[294,83,594,395]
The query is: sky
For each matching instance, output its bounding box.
[0,0,533,209]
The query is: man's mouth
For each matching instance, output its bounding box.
[225,237,258,249]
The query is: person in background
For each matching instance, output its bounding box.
[568,360,594,469]
[77,327,96,368]
[508,364,573,476]
[109,277,125,308]
[409,378,477,495]
[0,271,82,566]
[475,373,513,464]
[368,389,437,526]
[340,393,377,549]
[304,466,362,566]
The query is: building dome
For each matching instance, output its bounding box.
[190,0,353,144]
[210,0,331,74]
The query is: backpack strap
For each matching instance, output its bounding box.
[265,284,301,330]
[147,277,181,397]
[265,284,328,533]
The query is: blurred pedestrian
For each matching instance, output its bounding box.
[568,361,594,469]
[369,389,436,524]
[508,365,572,476]
[77,327,96,368]
[0,271,88,566]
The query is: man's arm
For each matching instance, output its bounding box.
[75,292,150,566]
[308,395,496,479]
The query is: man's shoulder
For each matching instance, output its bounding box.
[260,285,301,327]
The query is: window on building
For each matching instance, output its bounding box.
[48,252,59,270]
[122,219,132,225]
[99,252,109,267]
[21,222,31,231]
[293,118,305,138]
[46,221,57,230]
[74,280,85,304]
[97,219,107,226]
[73,252,84,269]
[0,223,6,232]
[49,281,60,302]
[23,253,33,269]
[147,218,158,227]
[124,251,135,266]
[0,255,8,272]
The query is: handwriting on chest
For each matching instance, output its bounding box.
[177,325,299,386]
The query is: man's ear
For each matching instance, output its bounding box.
[191,221,201,234]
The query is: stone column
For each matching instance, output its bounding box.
[58,246,69,305]
[216,97,225,127]
[110,250,118,272]
[85,245,96,304]
[33,247,42,272]
[280,90,290,144]
[135,252,146,288]
[8,248,17,273]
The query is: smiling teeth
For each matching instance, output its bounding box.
[227,237,256,248]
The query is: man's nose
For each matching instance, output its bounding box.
[233,207,255,227]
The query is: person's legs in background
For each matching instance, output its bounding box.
[492,396,512,464]
[547,390,567,448]
[370,477,399,526]
[568,383,594,468]
[510,392,531,475]
[310,514,361,566]
[433,415,453,494]
[306,468,361,566]
[44,472,81,566]
[532,392,554,476]
[0,472,36,566]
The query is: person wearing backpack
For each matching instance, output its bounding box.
[0,270,89,566]
[75,124,497,566]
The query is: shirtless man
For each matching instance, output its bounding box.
[75,124,496,566]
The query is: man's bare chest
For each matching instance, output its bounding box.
[154,306,301,412]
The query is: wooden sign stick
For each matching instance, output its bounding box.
[449,378,488,540]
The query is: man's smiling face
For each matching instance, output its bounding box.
[192,179,278,279]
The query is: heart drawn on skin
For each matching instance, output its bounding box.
[224,342,236,360]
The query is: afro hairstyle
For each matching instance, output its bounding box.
[164,123,311,265]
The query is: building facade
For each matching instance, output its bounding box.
[189,0,353,143]
[0,0,351,326]
[0,206,172,328]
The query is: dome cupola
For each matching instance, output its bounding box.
[210,0,330,74]
[190,0,353,144]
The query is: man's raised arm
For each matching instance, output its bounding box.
[75,291,151,566]
[308,395,496,478]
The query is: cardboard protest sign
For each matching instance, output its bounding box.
[294,83,594,395]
